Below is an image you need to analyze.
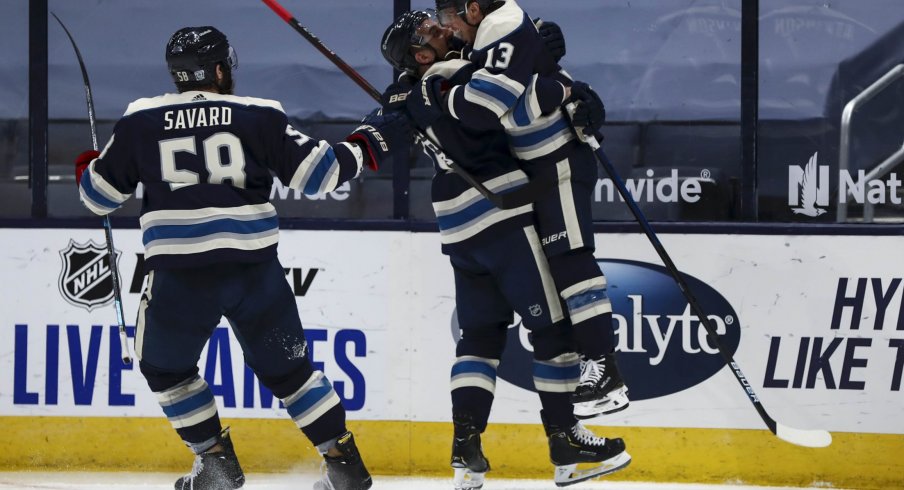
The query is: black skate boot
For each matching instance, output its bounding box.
[572,354,629,419]
[314,431,372,490]
[541,411,631,487]
[451,413,490,490]
[174,427,245,490]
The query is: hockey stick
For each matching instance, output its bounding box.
[52,13,132,365]
[260,0,546,210]
[572,124,831,447]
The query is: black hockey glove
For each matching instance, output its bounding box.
[534,18,566,62]
[565,81,605,141]
[381,75,417,113]
[346,109,412,171]
[406,74,448,129]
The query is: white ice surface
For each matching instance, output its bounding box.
[0,473,848,489]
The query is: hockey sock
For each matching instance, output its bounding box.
[279,370,347,447]
[450,355,500,431]
[533,352,581,428]
[537,391,578,430]
[548,251,615,358]
[150,373,222,454]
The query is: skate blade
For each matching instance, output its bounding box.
[574,387,630,419]
[453,466,486,489]
[553,451,632,487]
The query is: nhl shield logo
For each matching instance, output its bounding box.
[58,239,120,311]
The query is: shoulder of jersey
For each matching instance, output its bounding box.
[473,0,527,50]
[424,59,473,80]
[122,92,286,117]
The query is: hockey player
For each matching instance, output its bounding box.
[380,11,630,488]
[408,0,630,420]
[73,26,408,490]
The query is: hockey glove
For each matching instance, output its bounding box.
[346,109,412,171]
[381,75,416,113]
[565,81,605,140]
[75,150,100,186]
[534,18,566,62]
[406,74,448,129]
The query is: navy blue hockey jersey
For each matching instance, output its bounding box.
[79,91,365,270]
[412,59,534,252]
[443,0,578,164]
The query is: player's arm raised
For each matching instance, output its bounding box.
[265,105,409,195]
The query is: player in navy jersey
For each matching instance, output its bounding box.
[408,0,630,421]
[74,26,407,490]
[380,11,630,488]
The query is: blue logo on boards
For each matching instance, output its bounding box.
[450,259,741,400]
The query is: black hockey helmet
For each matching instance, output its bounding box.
[165,26,238,89]
[381,9,439,75]
[435,0,498,26]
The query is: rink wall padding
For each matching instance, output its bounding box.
[1,417,902,489]
[2,229,904,489]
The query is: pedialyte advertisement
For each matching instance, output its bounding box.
[0,229,901,436]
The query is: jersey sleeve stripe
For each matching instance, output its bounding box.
[287,140,333,193]
[508,75,544,127]
[79,161,131,215]
[462,72,524,118]
[507,114,575,161]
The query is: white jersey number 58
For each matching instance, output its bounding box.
[159,133,247,190]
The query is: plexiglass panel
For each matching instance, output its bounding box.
[758,0,904,223]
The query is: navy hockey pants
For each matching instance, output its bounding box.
[525,145,598,257]
[450,225,578,430]
[524,145,616,358]
[135,257,345,452]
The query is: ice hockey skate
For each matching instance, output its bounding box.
[314,431,372,490]
[572,354,630,419]
[174,427,245,490]
[451,413,490,490]
[542,411,631,487]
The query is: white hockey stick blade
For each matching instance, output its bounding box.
[775,422,832,448]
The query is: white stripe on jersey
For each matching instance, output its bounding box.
[139,203,277,227]
[79,160,132,215]
[502,74,545,128]
[123,91,285,117]
[434,170,534,244]
[439,205,532,244]
[287,139,341,194]
[505,111,575,161]
[433,170,528,212]
[463,71,525,118]
[144,231,279,259]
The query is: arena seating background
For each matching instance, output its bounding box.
[1,0,902,223]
